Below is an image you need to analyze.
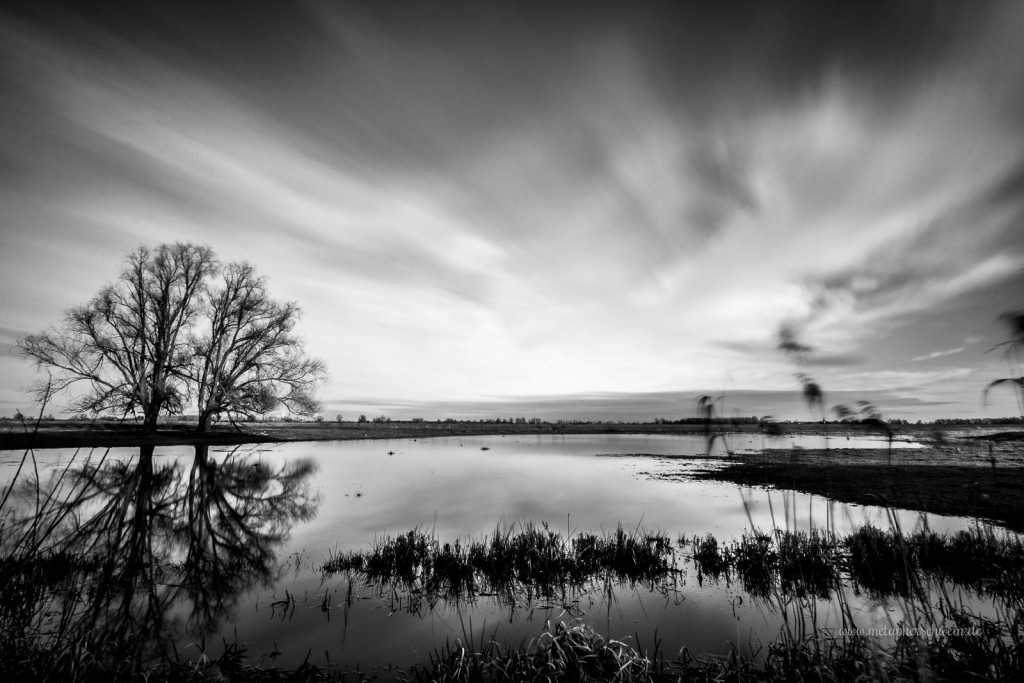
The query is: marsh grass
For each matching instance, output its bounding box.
[680,523,1024,681]
[321,522,677,611]
[688,529,844,602]
[685,524,1024,602]
[845,524,1024,601]
[406,616,994,682]
[328,521,1024,679]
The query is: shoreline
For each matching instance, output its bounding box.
[2,418,1018,451]
[685,445,1024,532]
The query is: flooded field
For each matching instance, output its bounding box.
[0,434,1016,679]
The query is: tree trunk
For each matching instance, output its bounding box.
[142,408,160,432]
[196,411,213,433]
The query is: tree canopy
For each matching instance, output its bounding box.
[18,243,326,431]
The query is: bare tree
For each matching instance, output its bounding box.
[18,244,216,430]
[188,262,326,432]
[18,245,325,433]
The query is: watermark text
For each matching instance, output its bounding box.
[840,626,983,638]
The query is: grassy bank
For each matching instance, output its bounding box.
[690,457,1024,532]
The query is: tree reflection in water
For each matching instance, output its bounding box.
[1,444,318,669]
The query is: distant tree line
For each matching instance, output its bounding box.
[932,417,1024,425]
[6,411,1023,427]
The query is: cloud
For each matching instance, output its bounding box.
[0,327,30,342]
[803,353,865,368]
[912,347,966,362]
[830,369,973,393]
[2,2,1024,420]
[322,385,983,423]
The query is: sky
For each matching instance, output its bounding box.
[1,0,1023,423]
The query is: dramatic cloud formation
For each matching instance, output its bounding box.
[1,1,1022,421]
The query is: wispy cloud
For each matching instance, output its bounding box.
[912,347,966,362]
[830,369,973,393]
[1,2,1023,420]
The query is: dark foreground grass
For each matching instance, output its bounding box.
[407,619,772,682]
[317,524,1024,681]
[680,525,1024,681]
[408,622,653,683]
[6,522,1024,682]
[406,615,1021,682]
[2,640,334,683]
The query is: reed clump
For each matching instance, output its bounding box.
[322,522,677,608]
[844,524,919,598]
[844,524,1024,600]
[688,529,844,599]
[686,524,1024,602]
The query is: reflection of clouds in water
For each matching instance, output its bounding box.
[277,436,974,555]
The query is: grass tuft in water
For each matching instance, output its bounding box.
[322,522,677,608]
[686,524,1024,602]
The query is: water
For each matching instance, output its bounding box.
[0,434,991,675]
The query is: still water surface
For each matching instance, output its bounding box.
[2,434,976,674]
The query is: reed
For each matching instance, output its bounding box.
[322,522,677,610]
[684,523,1024,605]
